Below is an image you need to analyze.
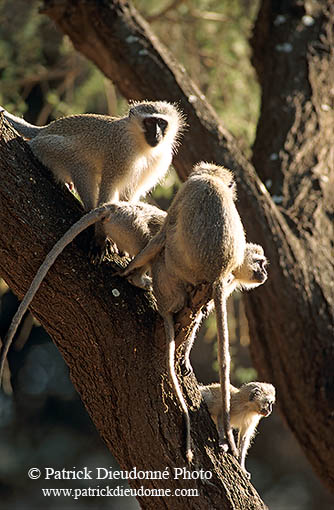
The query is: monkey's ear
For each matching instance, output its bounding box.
[249,388,261,401]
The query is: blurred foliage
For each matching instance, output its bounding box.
[0,0,126,120]
[134,0,260,151]
[0,0,260,145]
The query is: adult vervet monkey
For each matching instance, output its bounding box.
[122,162,254,461]
[1,101,185,260]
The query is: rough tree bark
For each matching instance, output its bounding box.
[40,0,333,489]
[0,119,264,509]
[0,0,332,505]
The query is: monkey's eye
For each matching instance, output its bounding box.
[143,117,168,147]
[249,389,261,401]
[157,118,168,131]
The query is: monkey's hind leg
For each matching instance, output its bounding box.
[180,300,214,375]
[213,281,238,457]
[164,312,193,464]
[238,431,252,479]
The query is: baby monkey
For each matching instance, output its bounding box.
[0,201,166,387]
[1,101,184,260]
[200,381,276,478]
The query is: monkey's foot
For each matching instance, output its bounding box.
[180,359,193,376]
[219,440,229,453]
[219,434,238,457]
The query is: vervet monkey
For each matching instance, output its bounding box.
[181,243,268,375]
[0,202,166,388]
[122,162,256,460]
[200,382,276,477]
[1,101,185,260]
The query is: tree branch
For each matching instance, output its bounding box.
[0,118,266,508]
[39,0,334,490]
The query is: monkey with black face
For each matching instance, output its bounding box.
[0,201,166,388]
[122,162,264,461]
[200,382,276,477]
[1,101,185,260]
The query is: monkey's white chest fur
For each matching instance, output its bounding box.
[127,148,172,201]
[231,410,260,431]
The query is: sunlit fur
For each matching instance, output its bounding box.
[200,381,276,477]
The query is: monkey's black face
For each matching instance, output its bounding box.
[252,257,268,284]
[260,401,274,417]
[143,116,168,147]
[249,387,275,417]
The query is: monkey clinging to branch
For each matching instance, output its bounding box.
[200,382,276,478]
[180,242,268,376]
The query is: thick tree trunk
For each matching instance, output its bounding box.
[0,118,265,509]
[249,0,334,487]
[39,0,334,491]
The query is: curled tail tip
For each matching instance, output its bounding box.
[186,449,193,464]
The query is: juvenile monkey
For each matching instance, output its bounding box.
[181,242,268,375]
[0,202,166,387]
[1,101,185,259]
[122,162,256,460]
[200,382,276,477]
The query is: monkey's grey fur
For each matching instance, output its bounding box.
[200,381,276,477]
[0,202,166,388]
[122,161,260,461]
[1,101,185,259]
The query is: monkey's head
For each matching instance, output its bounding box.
[128,100,186,150]
[191,162,237,197]
[233,243,268,289]
[244,382,276,417]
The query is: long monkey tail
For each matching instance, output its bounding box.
[0,204,115,387]
[1,108,43,139]
[212,280,238,457]
[164,312,193,464]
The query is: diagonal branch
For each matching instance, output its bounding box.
[0,118,266,508]
[40,0,334,490]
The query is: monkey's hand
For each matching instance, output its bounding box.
[89,236,119,265]
[219,440,229,453]
[180,358,194,376]
[126,272,153,291]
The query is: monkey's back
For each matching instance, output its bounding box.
[103,202,166,256]
[166,171,245,285]
[35,114,132,156]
